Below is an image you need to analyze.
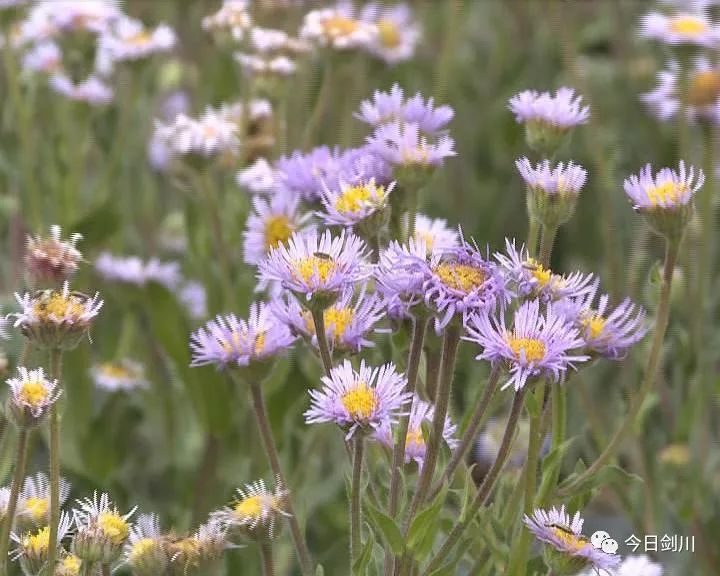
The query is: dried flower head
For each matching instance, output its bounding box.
[72,492,136,564]
[25,225,83,285]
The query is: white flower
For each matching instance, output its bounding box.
[236,158,279,194]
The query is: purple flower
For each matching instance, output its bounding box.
[318,177,393,228]
[524,506,621,573]
[515,157,587,197]
[271,285,384,353]
[466,299,588,391]
[190,302,295,368]
[258,230,370,303]
[403,235,507,331]
[355,84,453,133]
[508,88,589,129]
[276,146,346,202]
[243,191,311,265]
[556,279,647,359]
[95,253,182,289]
[375,238,429,319]
[373,394,458,467]
[495,239,594,302]
[414,214,459,255]
[623,161,704,210]
[304,359,410,439]
[359,3,420,64]
[366,121,455,168]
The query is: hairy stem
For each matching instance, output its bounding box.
[539,224,559,268]
[0,427,29,576]
[46,349,63,574]
[526,218,540,258]
[311,308,333,375]
[260,541,275,576]
[249,381,314,576]
[350,435,365,567]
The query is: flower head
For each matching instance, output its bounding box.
[236,158,279,194]
[153,109,239,162]
[366,121,455,169]
[375,238,430,319]
[276,146,346,202]
[359,3,420,64]
[557,279,647,359]
[244,191,311,265]
[49,74,113,105]
[466,300,589,391]
[55,553,83,576]
[374,395,458,467]
[11,512,73,576]
[495,239,595,303]
[516,157,587,196]
[259,230,370,308]
[641,10,720,48]
[355,84,452,134]
[319,177,393,230]
[305,359,410,439]
[99,16,175,62]
[190,302,295,372]
[123,513,167,576]
[95,252,181,288]
[300,3,378,51]
[524,506,621,574]
[213,477,289,541]
[18,472,71,528]
[414,215,459,255]
[25,225,83,285]
[272,285,384,353]
[169,518,229,575]
[91,359,148,392]
[73,492,136,564]
[623,161,703,239]
[202,0,252,41]
[6,367,61,427]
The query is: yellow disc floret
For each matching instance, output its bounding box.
[434,263,485,293]
[98,512,130,545]
[341,384,377,420]
[406,428,425,450]
[377,19,401,48]
[23,527,50,557]
[32,292,85,321]
[551,526,588,551]
[322,15,360,39]
[689,70,720,107]
[646,181,687,206]
[128,538,158,564]
[18,380,49,407]
[264,215,293,250]
[294,254,337,284]
[23,497,49,522]
[670,15,708,37]
[508,337,546,363]
[61,554,82,574]
[325,307,354,339]
[582,314,606,339]
[335,183,385,214]
[234,496,264,520]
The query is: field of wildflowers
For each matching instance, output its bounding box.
[0,0,719,575]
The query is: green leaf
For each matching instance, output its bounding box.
[524,390,540,418]
[364,501,405,556]
[351,531,375,576]
[408,482,448,559]
[315,565,325,576]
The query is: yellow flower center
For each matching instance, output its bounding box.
[220,330,266,356]
[322,15,360,38]
[294,254,337,284]
[324,307,354,338]
[23,527,50,557]
[670,15,708,37]
[659,443,690,467]
[18,380,49,407]
[402,145,429,165]
[128,31,152,46]
[582,314,606,339]
[551,526,588,551]
[234,495,265,520]
[264,215,293,250]
[171,537,201,563]
[525,258,552,287]
[98,512,130,545]
[61,554,82,574]
[646,181,687,206]
[377,19,401,48]
[688,70,720,107]
[32,292,85,321]
[434,263,485,293]
[416,231,435,252]
[335,183,384,214]
[24,498,49,522]
[507,337,546,362]
[129,538,157,563]
[341,384,377,420]
[406,428,425,449]
[98,363,133,379]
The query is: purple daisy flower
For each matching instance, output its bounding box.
[465,299,589,391]
[276,146,346,202]
[515,157,587,197]
[243,191,311,265]
[495,239,595,302]
[271,285,384,353]
[304,359,411,439]
[375,238,429,319]
[623,161,704,210]
[524,506,622,573]
[640,10,720,48]
[556,279,648,360]
[190,302,295,368]
[414,214,459,255]
[318,177,393,228]
[366,121,455,168]
[258,229,370,303]
[508,87,590,130]
[337,146,394,187]
[403,235,508,331]
[373,394,458,467]
[355,84,453,134]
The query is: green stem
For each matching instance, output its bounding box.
[405,324,461,523]
[248,381,314,576]
[311,308,333,375]
[506,380,547,576]
[421,387,528,575]
[536,381,566,507]
[526,218,540,258]
[45,349,63,575]
[350,434,365,567]
[432,367,500,495]
[559,240,678,497]
[260,541,275,576]
[301,55,333,149]
[538,224,559,268]
[101,564,111,576]
[0,427,29,576]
